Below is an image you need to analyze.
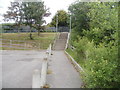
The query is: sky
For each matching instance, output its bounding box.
[0,0,75,24]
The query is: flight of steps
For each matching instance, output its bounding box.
[54,32,68,50]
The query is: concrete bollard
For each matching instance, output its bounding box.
[32,69,41,88]
[49,44,51,57]
[40,58,48,88]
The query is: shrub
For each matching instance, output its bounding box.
[84,44,119,88]
[74,37,119,88]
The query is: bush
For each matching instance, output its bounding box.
[73,37,119,88]
[68,1,119,88]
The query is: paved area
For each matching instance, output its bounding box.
[2,50,46,88]
[47,51,82,88]
[1,32,82,88]
[0,50,2,90]
[48,32,82,88]
[54,32,68,50]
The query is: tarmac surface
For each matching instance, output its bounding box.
[47,51,82,88]
[2,50,46,88]
[1,50,82,88]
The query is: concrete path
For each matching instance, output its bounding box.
[54,32,68,50]
[2,50,46,88]
[2,32,82,88]
[47,51,82,88]
[0,50,2,90]
[47,32,82,88]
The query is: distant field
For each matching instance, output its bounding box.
[0,32,56,50]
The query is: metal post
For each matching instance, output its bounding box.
[56,14,58,33]
[68,14,72,48]
[39,43,40,50]
[70,15,72,33]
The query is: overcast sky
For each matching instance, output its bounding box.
[1,0,118,24]
[0,0,75,24]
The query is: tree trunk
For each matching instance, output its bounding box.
[17,24,21,37]
[30,28,33,40]
[38,29,40,36]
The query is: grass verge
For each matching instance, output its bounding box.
[66,48,85,67]
[1,32,56,50]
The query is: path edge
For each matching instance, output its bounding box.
[64,50,84,73]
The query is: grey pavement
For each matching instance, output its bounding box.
[47,32,82,88]
[47,51,82,88]
[2,50,46,88]
[0,50,2,90]
[1,32,82,88]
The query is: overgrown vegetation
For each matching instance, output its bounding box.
[67,2,119,88]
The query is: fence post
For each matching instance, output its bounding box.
[24,42,26,50]
[39,43,40,50]
[10,40,12,47]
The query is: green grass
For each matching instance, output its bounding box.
[1,32,55,40]
[66,48,76,59]
[0,47,2,50]
[2,47,30,50]
[1,32,56,50]
[66,48,85,67]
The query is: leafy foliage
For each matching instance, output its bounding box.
[68,2,119,88]
[4,1,50,39]
[50,10,69,27]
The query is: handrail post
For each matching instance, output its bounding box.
[65,33,70,50]
[24,42,26,50]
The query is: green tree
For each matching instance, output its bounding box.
[69,2,118,45]
[68,1,119,88]
[68,2,90,37]
[4,1,50,39]
[4,2,23,33]
[30,2,50,36]
[22,2,50,39]
[83,2,118,44]
[50,10,68,27]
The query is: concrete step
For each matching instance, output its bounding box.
[54,32,68,50]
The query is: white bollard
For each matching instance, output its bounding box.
[49,44,51,56]
[32,69,41,88]
[40,58,48,87]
